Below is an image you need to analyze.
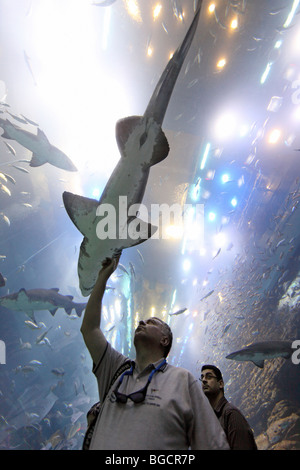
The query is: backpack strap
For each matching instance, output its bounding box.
[82,360,132,450]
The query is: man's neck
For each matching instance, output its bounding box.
[207,391,224,410]
[135,349,164,372]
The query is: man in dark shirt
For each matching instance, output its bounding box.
[200,364,257,450]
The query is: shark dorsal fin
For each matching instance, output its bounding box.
[50,288,60,292]
[37,128,49,142]
[18,288,28,297]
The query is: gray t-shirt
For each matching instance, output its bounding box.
[89,342,229,450]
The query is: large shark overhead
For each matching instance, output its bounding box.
[0,117,77,172]
[63,1,203,296]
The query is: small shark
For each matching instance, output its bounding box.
[63,1,203,296]
[0,117,77,172]
[225,340,294,368]
[0,287,87,322]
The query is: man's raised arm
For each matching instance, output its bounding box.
[80,255,120,365]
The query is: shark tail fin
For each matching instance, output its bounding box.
[63,192,99,236]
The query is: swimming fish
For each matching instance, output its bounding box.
[169,308,187,316]
[63,1,203,296]
[200,290,214,301]
[0,287,87,322]
[225,340,294,368]
[0,118,77,172]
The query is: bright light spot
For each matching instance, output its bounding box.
[221,216,230,225]
[169,51,174,60]
[153,3,162,20]
[203,279,208,286]
[150,306,156,317]
[208,3,216,13]
[213,232,227,247]
[206,170,215,180]
[92,188,101,199]
[165,224,184,239]
[261,62,272,84]
[231,197,238,207]
[214,112,237,140]
[193,278,197,286]
[147,46,153,57]
[239,124,249,137]
[267,96,283,113]
[208,212,216,222]
[268,129,281,144]
[183,259,191,272]
[216,58,226,69]
[30,1,129,176]
[191,179,201,201]
[230,18,238,29]
[283,0,300,28]
[221,173,230,183]
[199,248,206,256]
[274,40,282,49]
[200,143,211,169]
[125,0,142,22]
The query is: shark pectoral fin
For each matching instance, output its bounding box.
[49,308,58,316]
[252,360,264,368]
[1,130,12,139]
[62,191,99,235]
[25,311,37,323]
[30,154,45,167]
[146,127,170,168]
[115,116,142,155]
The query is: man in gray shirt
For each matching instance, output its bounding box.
[80,256,229,450]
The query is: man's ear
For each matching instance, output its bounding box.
[160,336,169,347]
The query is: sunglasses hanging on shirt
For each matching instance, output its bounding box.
[110,358,166,404]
